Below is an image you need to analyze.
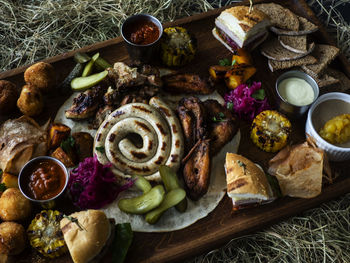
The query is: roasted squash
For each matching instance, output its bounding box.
[232,48,252,65]
[224,64,256,89]
[1,173,18,189]
[51,147,75,168]
[208,65,231,82]
[48,123,71,150]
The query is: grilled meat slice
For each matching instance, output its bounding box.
[203,100,239,155]
[92,105,114,129]
[183,139,211,200]
[177,105,195,152]
[72,132,93,162]
[65,84,107,119]
[163,73,213,94]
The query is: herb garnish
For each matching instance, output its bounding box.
[61,136,75,153]
[63,215,87,231]
[95,146,105,153]
[219,58,236,67]
[227,102,234,111]
[0,183,6,192]
[251,88,266,100]
[237,160,247,174]
[212,112,226,122]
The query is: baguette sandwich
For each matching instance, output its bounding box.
[212,6,270,52]
[225,153,275,210]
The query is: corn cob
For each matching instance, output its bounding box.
[319,114,350,144]
[161,27,196,67]
[251,110,291,152]
[27,210,67,258]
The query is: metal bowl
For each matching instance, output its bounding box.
[275,70,319,118]
[18,156,69,207]
[121,13,163,63]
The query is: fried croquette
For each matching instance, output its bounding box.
[0,188,31,221]
[0,222,26,255]
[0,80,18,115]
[17,84,44,116]
[24,62,56,92]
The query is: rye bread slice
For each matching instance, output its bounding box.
[254,3,299,31]
[268,55,317,72]
[324,68,350,92]
[312,73,339,88]
[279,35,307,54]
[270,16,318,35]
[301,44,340,78]
[261,38,315,61]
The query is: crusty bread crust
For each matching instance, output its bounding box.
[268,55,317,72]
[225,153,271,199]
[60,210,111,263]
[270,16,318,35]
[279,35,307,54]
[224,6,268,29]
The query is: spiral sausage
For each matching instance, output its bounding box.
[94,97,184,182]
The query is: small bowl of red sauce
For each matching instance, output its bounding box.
[18,156,69,205]
[121,13,163,63]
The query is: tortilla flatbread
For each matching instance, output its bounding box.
[55,91,240,232]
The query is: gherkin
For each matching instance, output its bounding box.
[27,210,67,258]
[160,27,197,67]
[251,110,291,153]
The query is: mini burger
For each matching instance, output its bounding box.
[225,153,275,210]
[213,6,270,52]
[60,210,115,263]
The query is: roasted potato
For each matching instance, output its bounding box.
[48,123,71,149]
[0,188,31,221]
[17,84,44,116]
[0,222,27,255]
[72,132,94,162]
[1,173,18,189]
[0,80,18,115]
[224,64,256,89]
[24,62,56,92]
[51,147,75,167]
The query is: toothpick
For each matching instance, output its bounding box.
[249,0,254,13]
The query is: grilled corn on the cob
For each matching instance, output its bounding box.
[251,110,291,152]
[319,114,350,144]
[161,27,196,67]
[27,210,67,258]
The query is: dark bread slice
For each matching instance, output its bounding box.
[323,68,350,92]
[270,16,318,35]
[268,55,317,72]
[261,38,315,61]
[279,35,307,53]
[304,70,339,88]
[301,44,340,78]
[254,3,299,31]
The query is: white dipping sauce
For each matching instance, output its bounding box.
[278,77,315,106]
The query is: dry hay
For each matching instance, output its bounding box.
[1,0,350,262]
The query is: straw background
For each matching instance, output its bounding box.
[1,0,350,262]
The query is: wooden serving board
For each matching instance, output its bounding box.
[1,0,350,262]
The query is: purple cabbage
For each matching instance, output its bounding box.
[224,81,271,121]
[68,156,133,209]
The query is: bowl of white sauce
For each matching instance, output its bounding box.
[275,70,319,118]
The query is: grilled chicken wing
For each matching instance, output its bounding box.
[183,139,211,200]
[163,74,213,94]
[203,99,238,155]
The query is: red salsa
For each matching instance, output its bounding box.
[21,159,66,200]
[128,20,159,45]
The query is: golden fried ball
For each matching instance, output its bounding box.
[24,62,56,92]
[0,80,18,115]
[17,84,44,116]
[0,222,26,255]
[0,188,32,221]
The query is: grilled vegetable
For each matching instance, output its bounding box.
[145,188,186,224]
[232,48,252,65]
[51,147,75,167]
[118,185,165,214]
[251,110,291,152]
[319,114,350,144]
[225,64,256,89]
[161,27,196,67]
[48,123,71,150]
[209,65,231,82]
[27,210,67,258]
[0,173,18,189]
